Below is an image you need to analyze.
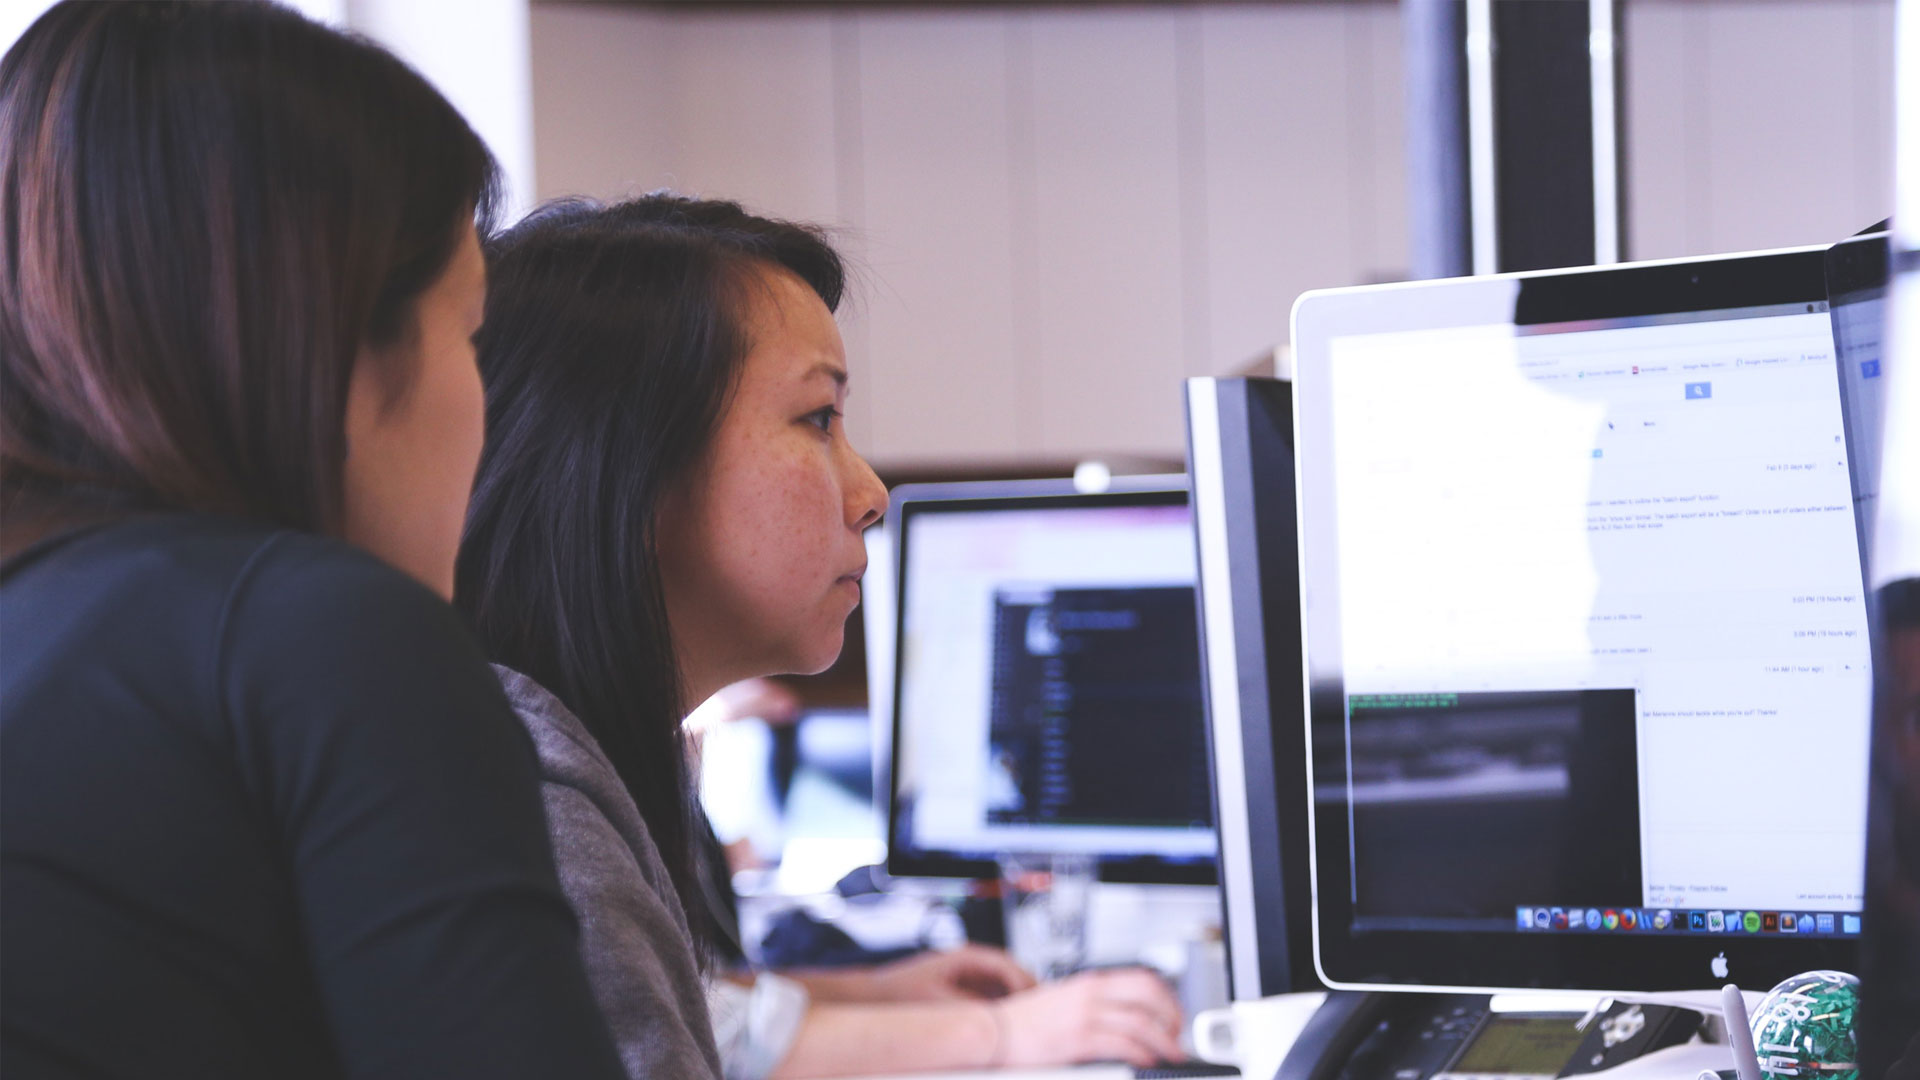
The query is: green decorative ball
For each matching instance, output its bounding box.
[1751,970,1859,1080]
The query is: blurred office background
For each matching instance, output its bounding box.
[2,0,1891,875]
[1,0,1874,471]
[525,0,1894,470]
[511,0,1902,873]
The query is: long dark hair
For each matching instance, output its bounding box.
[456,195,846,931]
[0,1,497,538]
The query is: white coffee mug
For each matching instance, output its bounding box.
[1191,993,1329,1074]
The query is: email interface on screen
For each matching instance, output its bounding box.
[891,500,1215,868]
[1324,302,1871,941]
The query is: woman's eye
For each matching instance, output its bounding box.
[806,406,840,433]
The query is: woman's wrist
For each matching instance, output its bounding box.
[787,967,876,1003]
[981,999,1008,1069]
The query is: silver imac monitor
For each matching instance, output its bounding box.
[1290,246,1873,993]
[883,476,1218,885]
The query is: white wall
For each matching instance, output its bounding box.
[531,2,1407,468]
[531,0,1895,467]
[1,0,536,221]
[1624,0,1894,259]
[348,0,537,221]
[0,0,59,54]
[3,0,1895,467]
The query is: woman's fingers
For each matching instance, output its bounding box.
[1089,998,1185,1063]
[948,945,1037,997]
[1079,1026,1167,1069]
[998,965,1189,1067]
[1082,968,1184,1038]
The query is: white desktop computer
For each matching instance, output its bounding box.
[1192,240,1890,1080]
[1289,245,1870,994]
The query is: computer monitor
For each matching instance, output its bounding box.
[1289,246,1872,993]
[884,476,1218,885]
[1185,376,1322,1000]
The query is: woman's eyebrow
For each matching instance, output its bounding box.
[803,361,848,388]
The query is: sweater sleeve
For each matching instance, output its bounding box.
[706,972,811,1080]
[541,778,727,1080]
[219,536,625,1080]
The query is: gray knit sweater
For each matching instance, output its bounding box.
[496,666,724,1080]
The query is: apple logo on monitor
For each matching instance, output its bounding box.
[1711,952,1730,980]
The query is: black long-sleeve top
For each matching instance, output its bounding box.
[0,514,626,1079]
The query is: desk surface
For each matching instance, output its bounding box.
[844,990,1742,1080]
[847,1054,1254,1080]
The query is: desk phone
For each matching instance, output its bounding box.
[1279,993,1699,1080]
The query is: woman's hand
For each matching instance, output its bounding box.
[992,967,1186,1068]
[846,945,1038,1002]
[770,966,1184,1077]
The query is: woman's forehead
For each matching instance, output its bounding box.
[741,279,845,386]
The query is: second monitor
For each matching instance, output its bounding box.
[884,477,1217,885]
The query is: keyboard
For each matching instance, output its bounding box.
[1134,1063,1241,1078]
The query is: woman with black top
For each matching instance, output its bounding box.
[456,194,1187,1078]
[0,5,624,1077]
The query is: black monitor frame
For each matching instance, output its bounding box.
[1185,376,1323,1000]
[1827,229,1890,572]
[1832,227,1920,1076]
[882,477,1218,886]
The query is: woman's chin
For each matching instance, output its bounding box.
[790,626,847,676]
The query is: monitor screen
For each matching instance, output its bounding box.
[885,482,1217,884]
[1293,247,1871,991]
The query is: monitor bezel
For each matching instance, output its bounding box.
[1291,246,1864,993]
[1186,376,1324,999]
[882,476,1219,887]
[1826,229,1890,587]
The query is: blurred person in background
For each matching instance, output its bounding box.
[457,193,1187,1078]
[685,676,802,874]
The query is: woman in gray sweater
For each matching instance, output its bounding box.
[454,195,1186,1078]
